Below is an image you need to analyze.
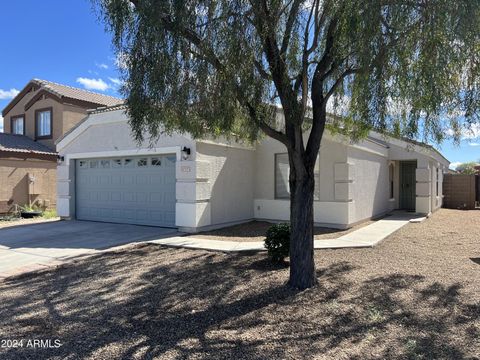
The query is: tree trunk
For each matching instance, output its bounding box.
[288,158,316,290]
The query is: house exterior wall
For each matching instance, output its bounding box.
[56,110,197,230]
[195,142,255,226]
[3,89,90,151]
[2,88,37,134]
[61,104,89,137]
[56,109,450,231]
[0,158,56,211]
[347,145,391,224]
[387,141,448,215]
[253,134,353,228]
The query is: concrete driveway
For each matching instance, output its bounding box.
[0,220,178,279]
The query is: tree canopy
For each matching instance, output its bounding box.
[455,161,479,174]
[96,0,479,146]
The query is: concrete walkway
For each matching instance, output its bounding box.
[150,212,426,252]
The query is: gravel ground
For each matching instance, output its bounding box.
[188,219,375,242]
[0,208,478,359]
[0,217,60,229]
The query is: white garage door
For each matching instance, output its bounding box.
[76,155,176,227]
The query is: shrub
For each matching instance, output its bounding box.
[264,223,290,263]
[42,209,58,219]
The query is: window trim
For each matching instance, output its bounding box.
[10,114,25,135]
[274,153,290,200]
[35,107,53,139]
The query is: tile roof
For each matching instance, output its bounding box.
[32,79,124,107]
[0,133,57,155]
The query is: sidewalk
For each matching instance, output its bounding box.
[149,212,426,252]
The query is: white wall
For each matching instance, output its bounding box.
[347,146,391,223]
[253,133,354,227]
[196,142,255,225]
[57,108,450,228]
[56,109,196,225]
[254,135,348,201]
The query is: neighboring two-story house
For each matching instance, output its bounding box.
[0,79,122,213]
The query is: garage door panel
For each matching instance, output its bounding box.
[76,155,176,227]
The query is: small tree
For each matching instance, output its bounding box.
[456,162,479,174]
[95,0,479,289]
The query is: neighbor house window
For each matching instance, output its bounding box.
[11,115,25,135]
[275,153,290,199]
[389,163,395,199]
[35,108,52,138]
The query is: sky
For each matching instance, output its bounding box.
[0,0,479,169]
[0,0,121,127]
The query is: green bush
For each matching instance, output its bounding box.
[264,223,290,263]
[42,209,58,219]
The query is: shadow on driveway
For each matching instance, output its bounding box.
[0,220,178,277]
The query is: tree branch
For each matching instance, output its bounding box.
[325,68,359,100]
[280,0,302,56]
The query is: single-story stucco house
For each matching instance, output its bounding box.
[56,105,449,232]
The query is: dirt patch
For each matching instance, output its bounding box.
[187,219,375,242]
[0,209,478,359]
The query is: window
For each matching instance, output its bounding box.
[11,115,24,135]
[124,158,134,168]
[151,157,162,166]
[35,108,52,138]
[137,158,148,167]
[275,153,290,199]
[112,159,122,168]
[100,160,110,168]
[274,154,320,200]
[389,163,395,199]
[90,160,99,168]
[436,168,440,196]
[79,160,88,168]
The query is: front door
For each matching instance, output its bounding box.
[400,161,417,211]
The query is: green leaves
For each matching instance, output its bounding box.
[95,0,479,146]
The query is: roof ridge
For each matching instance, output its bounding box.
[88,103,128,114]
[32,78,123,101]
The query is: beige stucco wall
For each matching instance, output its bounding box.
[3,87,37,134]
[196,142,255,225]
[3,88,89,151]
[60,104,89,136]
[0,158,56,210]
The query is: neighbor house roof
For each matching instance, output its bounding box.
[2,79,124,116]
[0,133,57,159]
